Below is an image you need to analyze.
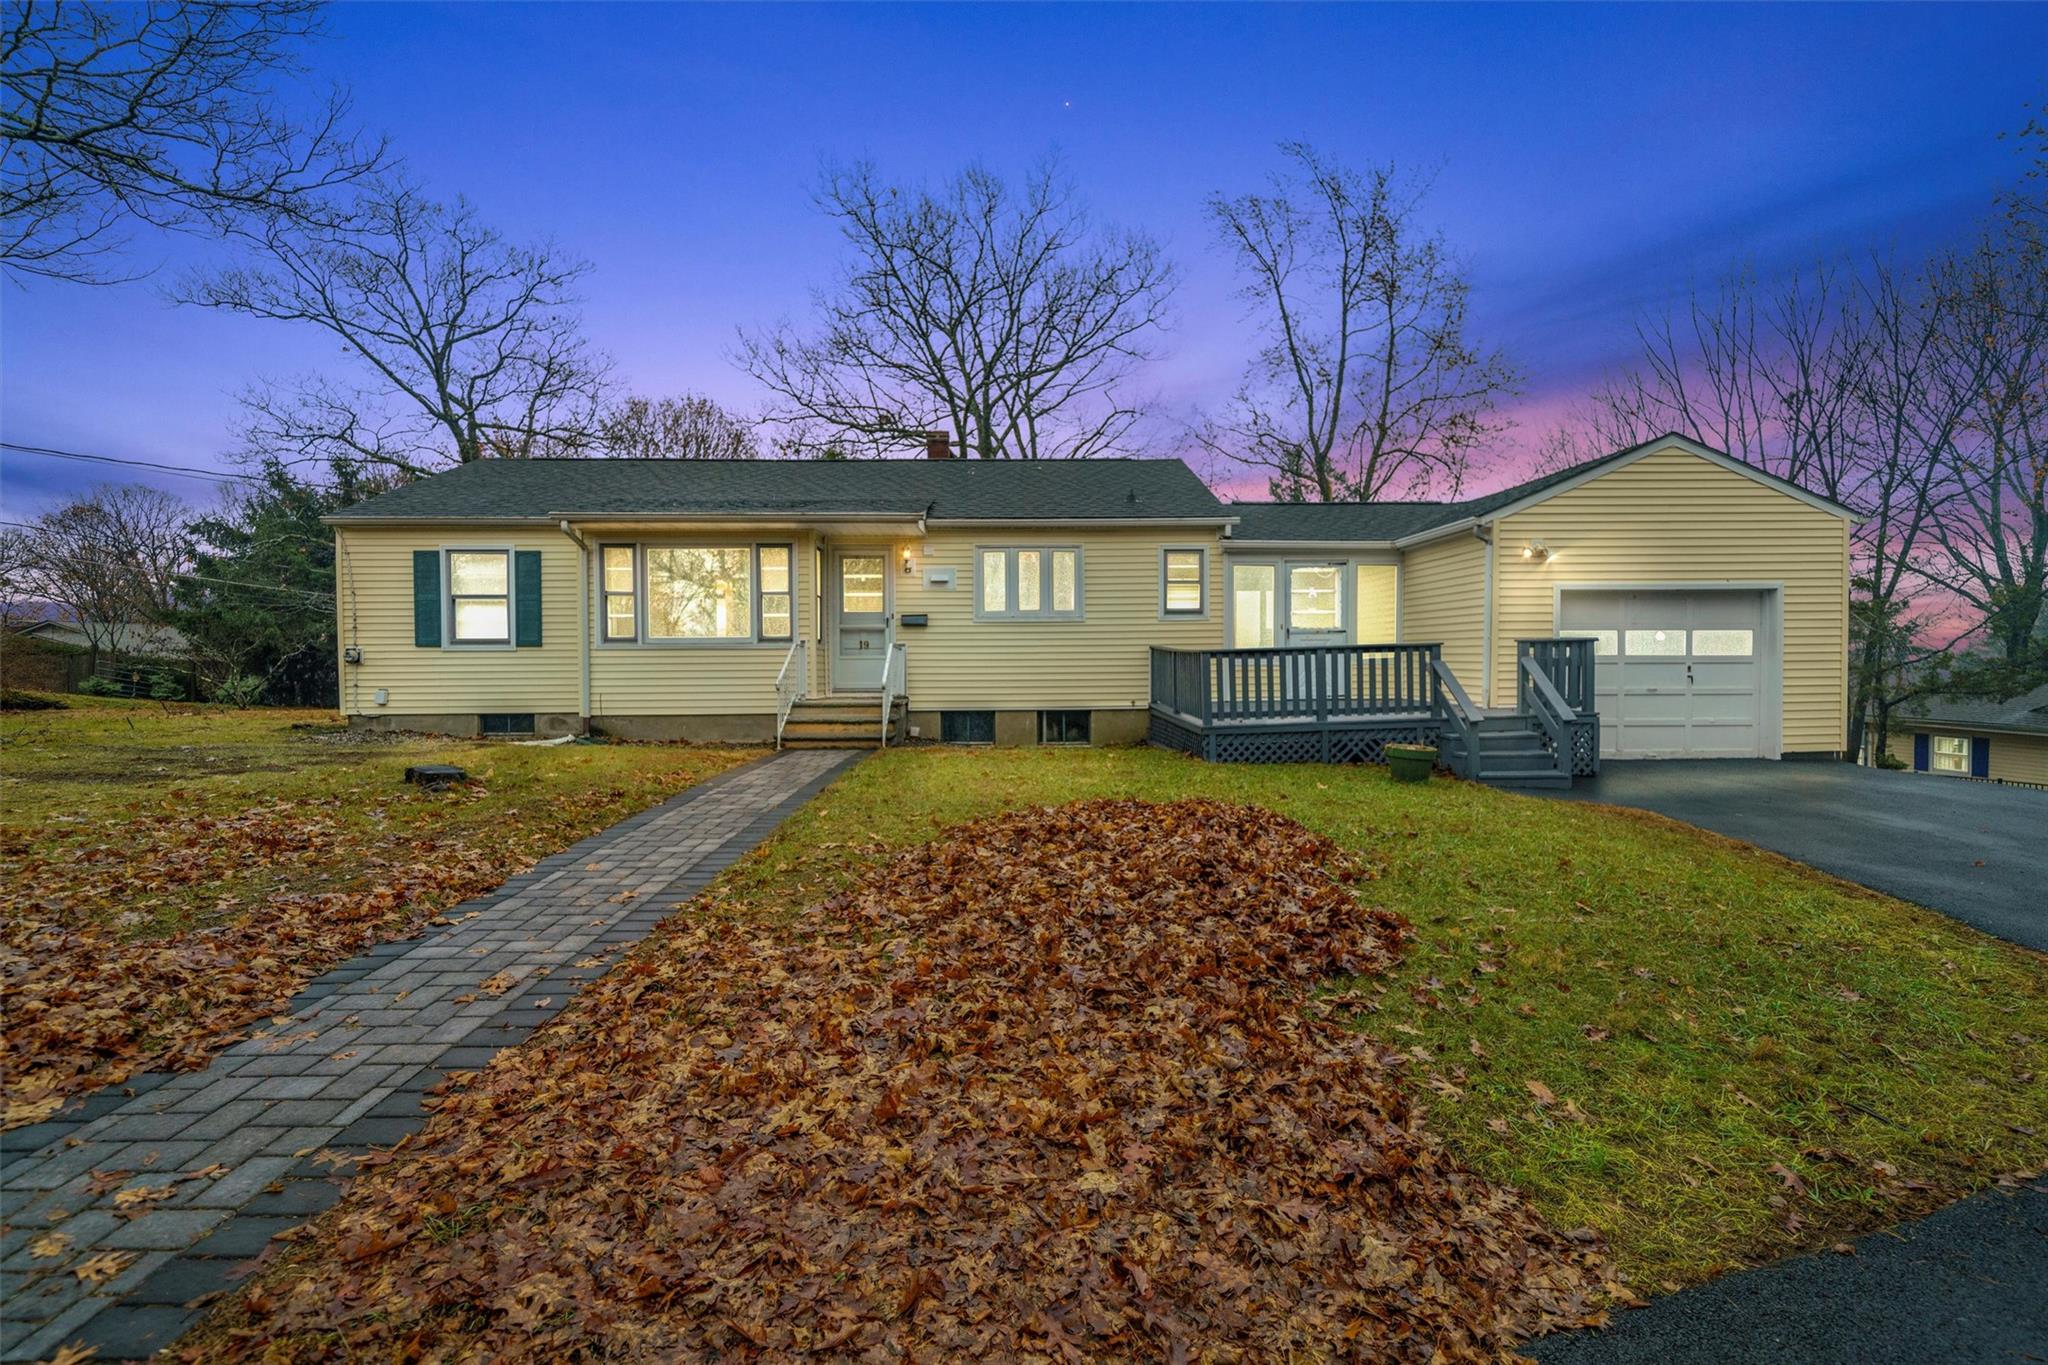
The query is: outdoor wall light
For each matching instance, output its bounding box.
[1521,540,1552,563]
[900,545,918,576]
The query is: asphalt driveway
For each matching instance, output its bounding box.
[1547,760,2048,952]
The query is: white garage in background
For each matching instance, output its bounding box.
[1558,585,1782,758]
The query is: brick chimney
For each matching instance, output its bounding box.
[925,431,954,460]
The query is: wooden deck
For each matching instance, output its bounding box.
[1148,639,1599,782]
[1147,643,1446,764]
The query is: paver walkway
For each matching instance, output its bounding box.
[0,748,855,1363]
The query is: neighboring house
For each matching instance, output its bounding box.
[327,433,1852,771]
[1885,685,2048,788]
[15,620,190,658]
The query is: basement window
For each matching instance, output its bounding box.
[480,713,536,736]
[1038,710,1091,745]
[940,711,996,745]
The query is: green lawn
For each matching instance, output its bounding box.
[703,745,2048,1291]
[1,694,757,939]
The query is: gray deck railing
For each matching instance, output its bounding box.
[1517,638,1597,715]
[1149,643,1443,726]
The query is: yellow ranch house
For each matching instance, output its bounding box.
[329,433,1854,789]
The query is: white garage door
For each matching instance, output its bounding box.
[1559,589,1770,759]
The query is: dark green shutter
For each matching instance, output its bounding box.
[412,550,441,647]
[514,550,542,646]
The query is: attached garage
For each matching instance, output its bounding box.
[1559,587,1777,758]
[1488,439,1852,759]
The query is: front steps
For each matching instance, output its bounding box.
[780,694,908,749]
[1440,713,1572,789]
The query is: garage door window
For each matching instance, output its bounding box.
[1694,629,1754,656]
[1624,627,1685,656]
[1583,629,1619,657]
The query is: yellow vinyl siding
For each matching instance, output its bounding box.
[1888,728,2048,785]
[898,529,1224,710]
[1356,564,1398,643]
[1491,444,1850,753]
[589,532,815,716]
[335,528,581,716]
[1398,533,1486,691]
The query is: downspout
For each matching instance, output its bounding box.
[558,520,592,731]
[1473,522,1495,710]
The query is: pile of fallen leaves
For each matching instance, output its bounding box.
[0,810,507,1128]
[205,799,1615,1362]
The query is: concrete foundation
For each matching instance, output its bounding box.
[348,712,582,739]
[902,708,1150,748]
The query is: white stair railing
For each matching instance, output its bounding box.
[773,639,807,750]
[878,624,906,749]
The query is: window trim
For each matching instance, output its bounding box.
[1159,546,1209,619]
[443,545,515,651]
[973,544,1085,621]
[595,540,797,650]
[1929,733,1971,776]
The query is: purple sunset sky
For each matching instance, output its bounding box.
[4,2,2043,515]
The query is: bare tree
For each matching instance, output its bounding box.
[179,179,610,475]
[0,526,37,631]
[1925,222,2048,666]
[738,158,1175,460]
[15,484,188,666]
[2,0,386,283]
[1201,144,1518,502]
[598,393,760,460]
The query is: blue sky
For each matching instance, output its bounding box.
[4,2,2042,514]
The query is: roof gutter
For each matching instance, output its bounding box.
[1392,516,1482,549]
[1221,538,1400,554]
[927,516,1240,529]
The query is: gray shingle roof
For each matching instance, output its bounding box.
[1224,432,1854,544]
[329,457,1231,524]
[1896,684,2048,735]
[1226,501,1460,542]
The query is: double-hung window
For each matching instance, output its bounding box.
[978,546,1081,620]
[758,545,793,641]
[610,544,793,643]
[1162,549,1206,616]
[601,546,637,642]
[447,550,511,645]
[1931,734,1970,775]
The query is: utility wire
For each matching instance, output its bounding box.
[1,440,253,484]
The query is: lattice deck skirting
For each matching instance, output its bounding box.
[1566,717,1600,776]
[1149,710,1443,766]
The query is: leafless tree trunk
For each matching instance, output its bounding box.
[737,158,1175,459]
[15,484,188,668]
[598,394,760,460]
[1200,144,1518,502]
[2,0,386,283]
[179,179,611,476]
[1924,223,2048,666]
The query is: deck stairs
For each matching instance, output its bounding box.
[1438,712,1573,789]
[778,694,908,750]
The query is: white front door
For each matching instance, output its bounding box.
[1560,589,1769,758]
[831,549,889,691]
